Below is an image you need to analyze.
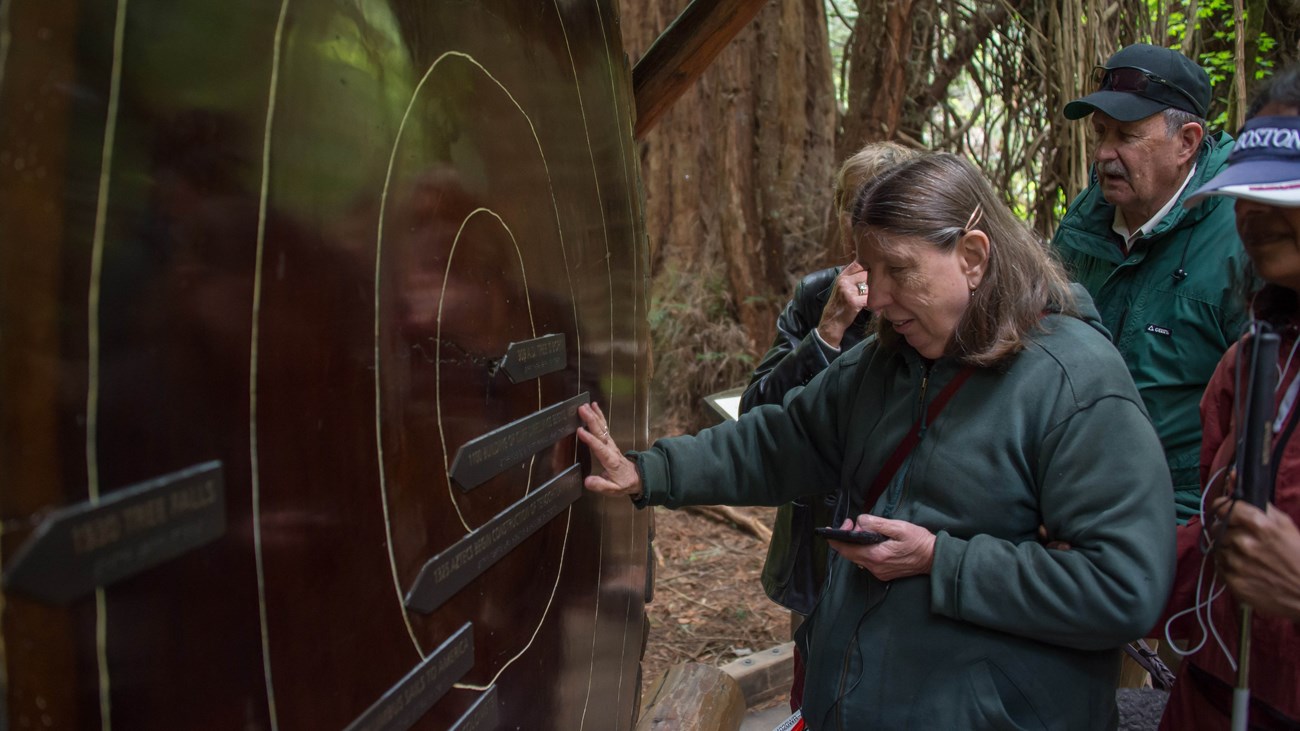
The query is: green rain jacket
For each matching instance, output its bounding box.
[634,289,1174,730]
[1051,133,1248,523]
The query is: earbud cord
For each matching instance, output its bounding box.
[1171,236,1192,282]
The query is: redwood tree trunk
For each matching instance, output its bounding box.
[622,0,835,431]
[837,0,933,159]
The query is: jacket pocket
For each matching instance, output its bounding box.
[761,500,821,614]
[907,657,1056,731]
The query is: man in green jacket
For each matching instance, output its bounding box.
[1052,44,1249,524]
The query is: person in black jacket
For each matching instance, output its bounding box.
[741,142,919,413]
[740,141,918,711]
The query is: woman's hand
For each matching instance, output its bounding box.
[816,260,870,349]
[1212,496,1300,620]
[827,514,936,582]
[576,402,643,500]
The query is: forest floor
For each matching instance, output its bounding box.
[640,504,790,709]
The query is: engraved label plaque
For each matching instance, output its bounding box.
[2,462,226,605]
[343,623,474,731]
[448,685,499,731]
[499,333,566,383]
[405,464,582,614]
[449,392,589,491]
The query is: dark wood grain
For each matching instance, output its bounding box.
[0,1,651,728]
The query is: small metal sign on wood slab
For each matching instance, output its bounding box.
[343,623,474,731]
[499,333,566,383]
[2,461,226,605]
[449,686,499,731]
[448,392,589,491]
[405,464,582,614]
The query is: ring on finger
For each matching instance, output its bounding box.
[856,282,868,296]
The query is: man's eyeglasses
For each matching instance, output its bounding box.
[1092,65,1204,117]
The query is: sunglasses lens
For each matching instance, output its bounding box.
[1099,67,1148,93]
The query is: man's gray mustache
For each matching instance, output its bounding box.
[1098,160,1130,181]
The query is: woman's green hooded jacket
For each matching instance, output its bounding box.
[634,288,1174,730]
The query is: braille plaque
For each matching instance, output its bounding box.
[342,623,474,731]
[448,391,589,492]
[405,464,582,614]
[448,685,499,731]
[499,333,566,383]
[2,461,226,605]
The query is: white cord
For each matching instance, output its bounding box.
[1163,463,1239,670]
[1275,336,1300,431]
[1162,541,1238,671]
[1162,550,1226,662]
[1277,335,1299,388]
[1198,464,1229,545]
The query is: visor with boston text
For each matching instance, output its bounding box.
[1186,115,1300,207]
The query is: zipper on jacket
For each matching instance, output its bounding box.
[917,361,932,436]
[1114,306,1129,344]
[889,362,936,515]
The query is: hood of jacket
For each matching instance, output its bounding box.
[1055,282,1110,342]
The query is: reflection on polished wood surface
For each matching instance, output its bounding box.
[0,1,650,728]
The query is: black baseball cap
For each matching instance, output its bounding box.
[1064,44,1211,121]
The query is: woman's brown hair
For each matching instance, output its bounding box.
[851,152,1075,366]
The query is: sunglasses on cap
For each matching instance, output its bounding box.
[1092,65,1205,117]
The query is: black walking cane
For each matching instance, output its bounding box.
[1231,327,1280,731]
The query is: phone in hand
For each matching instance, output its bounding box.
[813,527,889,545]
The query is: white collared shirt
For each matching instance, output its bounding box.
[1111,163,1198,252]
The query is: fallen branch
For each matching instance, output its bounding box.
[686,506,772,542]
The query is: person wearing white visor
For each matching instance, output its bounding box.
[1160,65,1300,731]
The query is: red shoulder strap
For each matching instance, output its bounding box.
[862,365,976,511]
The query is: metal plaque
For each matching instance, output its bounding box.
[2,462,226,605]
[449,392,589,491]
[448,685,499,731]
[343,623,474,731]
[405,464,582,614]
[499,333,566,383]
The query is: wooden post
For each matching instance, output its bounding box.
[636,662,747,731]
[632,0,769,139]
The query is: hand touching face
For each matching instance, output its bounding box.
[816,260,871,349]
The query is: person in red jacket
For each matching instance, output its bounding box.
[1159,65,1300,729]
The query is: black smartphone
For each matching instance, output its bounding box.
[813,527,889,544]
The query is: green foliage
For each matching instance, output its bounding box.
[1153,0,1278,127]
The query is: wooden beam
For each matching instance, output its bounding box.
[632,0,769,139]
[719,642,795,709]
